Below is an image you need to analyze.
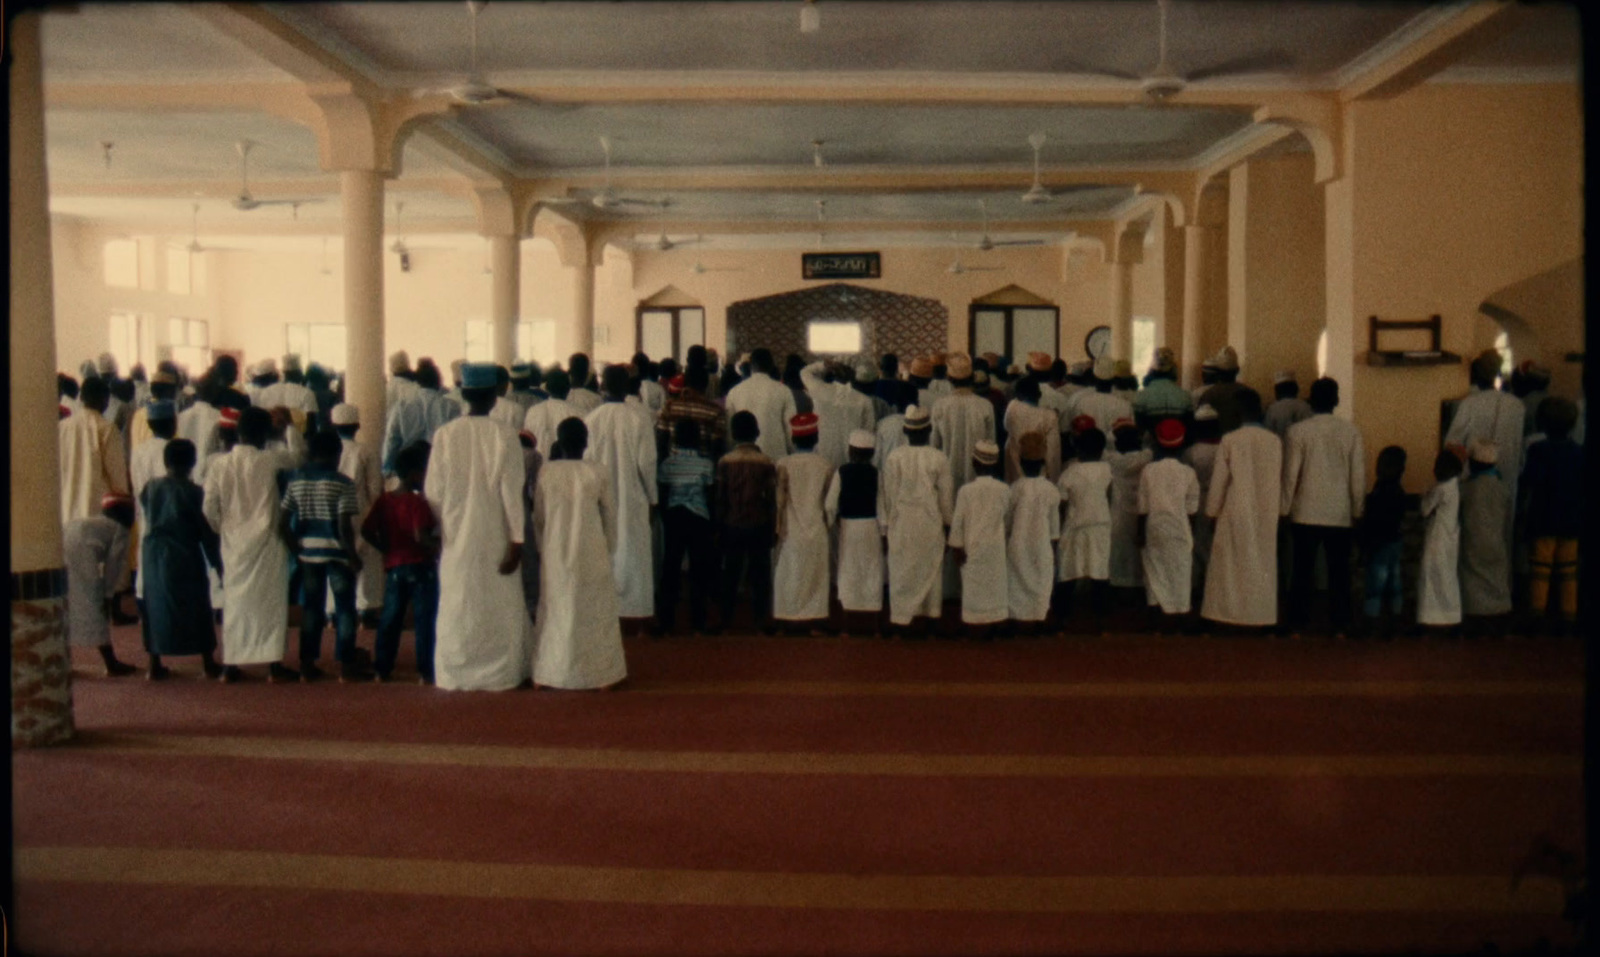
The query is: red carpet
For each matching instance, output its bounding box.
[10,622,1584,956]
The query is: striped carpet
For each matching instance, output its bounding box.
[11,623,1584,956]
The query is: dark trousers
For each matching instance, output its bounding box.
[720,524,773,628]
[375,562,438,681]
[299,560,358,663]
[1289,523,1353,630]
[659,506,714,630]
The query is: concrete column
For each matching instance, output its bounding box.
[10,10,74,747]
[1180,225,1208,390]
[489,234,520,365]
[1323,174,1357,420]
[341,169,386,458]
[568,260,597,358]
[1109,258,1135,362]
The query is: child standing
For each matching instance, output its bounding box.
[362,442,439,684]
[1458,439,1511,635]
[1417,449,1463,633]
[825,430,885,636]
[1138,418,1200,629]
[1006,432,1060,633]
[656,419,716,636]
[279,430,368,682]
[1360,446,1414,637]
[140,440,223,680]
[63,493,140,676]
[1056,426,1113,632]
[880,406,954,635]
[773,413,835,631]
[1184,404,1222,603]
[330,403,384,625]
[717,411,778,633]
[948,441,1011,638]
[1521,397,1583,635]
[1107,418,1152,597]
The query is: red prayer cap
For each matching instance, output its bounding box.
[1070,414,1097,435]
[1154,418,1186,448]
[100,492,133,511]
[218,407,241,428]
[789,412,820,438]
[665,375,685,396]
[59,404,72,419]
[1111,417,1137,433]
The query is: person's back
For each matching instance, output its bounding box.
[726,366,796,461]
[773,420,834,624]
[1459,449,1510,619]
[1201,411,1282,627]
[1008,457,1061,625]
[534,450,625,689]
[363,444,439,683]
[948,461,1010,627]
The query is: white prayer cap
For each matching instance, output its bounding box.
[330,403,360,426]
[972,440,1000,466]
[1093,356,1117,381]
[1273,369,1297,385]
[282,353,303,372]
[1209,345,1240,372]
[389,350,411,373]
[903,405,931,430]
[854,362,878,384]
[255,357,279,377]
[1469,438,1498,465]
[96,352,118,374]
[848,429,876,451]
[1194,404,1219,422]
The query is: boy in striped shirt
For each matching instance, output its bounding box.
[280,430,368,682]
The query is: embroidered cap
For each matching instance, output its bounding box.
[1071,414,1097,435]
[218,407,242,428]
[461,363,498,390]
[1193,404,1219,422]
[848,429,876,451]
[330,403,360,426]
[1155,418,1186,448]
[903,405,932,431]
[790,412,820,438]
[1027,351,1053,373]
[972,440,1000,466]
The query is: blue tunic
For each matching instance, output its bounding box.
[139,476,220,656]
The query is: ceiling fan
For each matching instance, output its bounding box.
[946,252,1003,275]
[973,198,1045,250]
[186,202,205,253]
[544,136,662,212]
[1062,0,1293,102]
[414,2,536,106]
[691,262,744,275]
[230,140,323,212]
[641,201,708,251]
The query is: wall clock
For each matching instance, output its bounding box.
[1085,325,1112,360]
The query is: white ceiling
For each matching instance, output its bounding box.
[39,1,1581,247]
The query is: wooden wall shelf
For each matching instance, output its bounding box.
[1364,350,1462,367]
[1364,313,1460,367]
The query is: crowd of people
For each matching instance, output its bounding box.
[55,338,1584,691]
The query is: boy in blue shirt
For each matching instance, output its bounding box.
[656,419,715,635]
[280,430,368,682]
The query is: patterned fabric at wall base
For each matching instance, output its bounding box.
[727,283,949,364]
[12,592,75,748]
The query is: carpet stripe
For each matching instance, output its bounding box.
[16,846,1565,914]
[77,733,1580,777]
[631,679,1582,698]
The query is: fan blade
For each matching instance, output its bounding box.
[990,238,1047,247]
[614,197,665,208]
[244,197,325,208]
[1183,51,1296,82]
[1051,60,1142,81]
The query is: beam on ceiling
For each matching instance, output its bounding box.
[1337,1,1518,101]
[182,4,380,98]
[49,177,467,200]
[531,167,1194,197]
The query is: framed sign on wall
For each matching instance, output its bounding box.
[802,252,881,280]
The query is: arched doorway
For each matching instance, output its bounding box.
[726,283,948,363]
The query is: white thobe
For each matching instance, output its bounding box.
[427,416,531,691]
[1074,391,1135,439]
[202,445,295,665]
[725,372,798,462]
[337,437,384,611]
[1281,414,1365,527]
[129,436,168,600]
[773,451,835,621]
[1184,441,1221,589]
[800,363,876,469]
[584,401,659,618]
[824,472,885,613]
[1057,461,1112,581]
[1107,449,1152,588]
[948,476,1011,624]
[1417,477,1462,625]
[63,516,128,647]
[387,376,420,409]
[1443,386,1525,551]
[488,396,524,433]
[59,409,130,525]
[523,397,579,463]
[1007,476,1061,622]
[1003,401,1062,483]
[1139,457,1200,614]
[566,387,603,418]
[533,459,626,690]
[640,379,665,417]
[1201,424,1282,626]
[932,391,997,489]
[874,414,907,471]
[879,444,954,625]
[254,381,319,416]
[917,379,954,410]
[177,401,221,459]
[1038,386,1073,434]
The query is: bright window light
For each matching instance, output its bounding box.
[807,321,861,355]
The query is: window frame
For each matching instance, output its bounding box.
[966,304,1060,361]
[634,305,706,363]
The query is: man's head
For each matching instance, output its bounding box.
[1376,445,1407,483]
[601,363,631,399]
[331,403,360,438]
[1014,376,1041,404]
[848,429,875,464]
[495,365,512,397]
[1235,386,1264,423]
[972,440,1002,479]
[685,344,708,372]
[1112,420,1142,453]
[510,363,534,389]
[946,353,973,387]
[1433,448,1464,483]
[568,353,592,389]
[110,378,136,405]
[164,438,197,478]
[903,405,932,445]
[544,368,572,400]
[685,366,709,395]
[783,354,806,388]
[148,401,178,440]
[213,355,239,386]
[79,376,110,413]
[460,363,498,413]
[1274,376,1299,400]
[556,416,588,459]
[395,441,430,490]
[415,361,442,391]
[237,406,273,448]
[1074,427,1106,462]
[1192,404,1220,441]
[1469,349,1502,390]
[58,373,80,401]
[790,412,819,451]
[730,410,760,445]
[1153,418,1186,458]
[880,352,898,381]
[1307,377,1339,413]
[632,353,657,382]
[749,348,776,377]
[282,354,305,385]
[308,429,342,467]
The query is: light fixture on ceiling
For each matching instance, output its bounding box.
[811,140,826,168]
[187,202,204,254]
[101,141,114,170]
[799,0,820,34]
[814,199,827,250]
[389,200,408,255]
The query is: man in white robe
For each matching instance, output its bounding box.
[773,414,834,624]
[386,350,421,408]
[1074,357,1136,441]
[584,364,659,623]
[948,441,1010,628]
[487,367,526,433]
[1007,433,1060,627]
[523,368,580,465]
[427,363,532,691]
[930,353,997,491]
[60,375,131,525]
[1003,378,1062,483]
[1443,349,1526,556]
[800,360,876,469]
[725,348,797,462]
[879,406,954,630]
[383,362,460,475]
[564,354,604,417]
[534,417,627,690]
[202,407,299,682]
[255,354,321,428]
[1200,388,1282,628]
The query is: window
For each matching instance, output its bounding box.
[635,307,705,364]
[108,312,152,372]
[165,245,192,296]
[103,238,140,289]
[807,320,862,355]
[285,322,347,372]
[464,319,544,364]
[1493,330,1513,386]
[169,317,210,373]
[968,305,1059,361]
[1131,317,1157,376]
[1316,329,1328,378]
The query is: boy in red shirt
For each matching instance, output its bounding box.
[361,442,439,684]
